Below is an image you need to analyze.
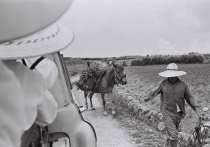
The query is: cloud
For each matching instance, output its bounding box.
[175,0,210,33]
[150,38,185,55]
[149,38,210,55]
[203,42,210,52]
[59,0,210,57]
[189,40,210,54]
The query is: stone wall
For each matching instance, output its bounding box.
[106,88,164,132]
[106,86,210,146]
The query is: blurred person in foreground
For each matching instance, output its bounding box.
[0,0,73,146]
[144,63,201,147]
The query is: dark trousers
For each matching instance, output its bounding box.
[163,112,182,147]
[21,123,41,147]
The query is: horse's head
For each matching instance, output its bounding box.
[112,63,127,85]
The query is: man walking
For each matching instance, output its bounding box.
[144,63,200,147]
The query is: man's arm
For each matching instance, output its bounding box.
[184,83,199,111]
[144,83,162,102]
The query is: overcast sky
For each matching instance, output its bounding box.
[58,0,210,57]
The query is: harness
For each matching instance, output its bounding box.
[113,65,126,85]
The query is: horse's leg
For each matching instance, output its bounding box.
[110,92,116,116]
[89,92,95,110]
[84,91,88,109]
[101,93,108,116]
[107,92,116,116]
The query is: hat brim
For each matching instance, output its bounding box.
[159,70,186,77]
[0,23,74,60]
[0,0,73,43]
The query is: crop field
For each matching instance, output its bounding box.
[122,63,210,134]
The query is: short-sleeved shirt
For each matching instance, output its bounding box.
[148,78,198,117]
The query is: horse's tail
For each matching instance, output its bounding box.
[87,91,95,99]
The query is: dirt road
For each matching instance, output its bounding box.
[71,75,136,147]
[72,89,136,147]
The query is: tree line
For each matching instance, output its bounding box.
[131,54,204,66]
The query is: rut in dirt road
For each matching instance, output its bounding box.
[72,89,136,147]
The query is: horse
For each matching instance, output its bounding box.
[79,62,127,115]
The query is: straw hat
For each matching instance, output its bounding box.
[0,0,74,60]
[159,63,186,77]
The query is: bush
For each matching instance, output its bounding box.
[141,57,152,65]
[122,61,127,66]
[64,57,83,65]
[131,59,142,66]
[130,54,204,66]
[151,55,163,64]
[194,54,204,63]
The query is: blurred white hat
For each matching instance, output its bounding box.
[159,63,186,77]
[0,0,73,43]
[0,0,74,60]
[0,23,74,60]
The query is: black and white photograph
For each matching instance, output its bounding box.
[0,0,210,147]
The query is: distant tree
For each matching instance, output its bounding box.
[111,57,116,64]
[122,61,127,66]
